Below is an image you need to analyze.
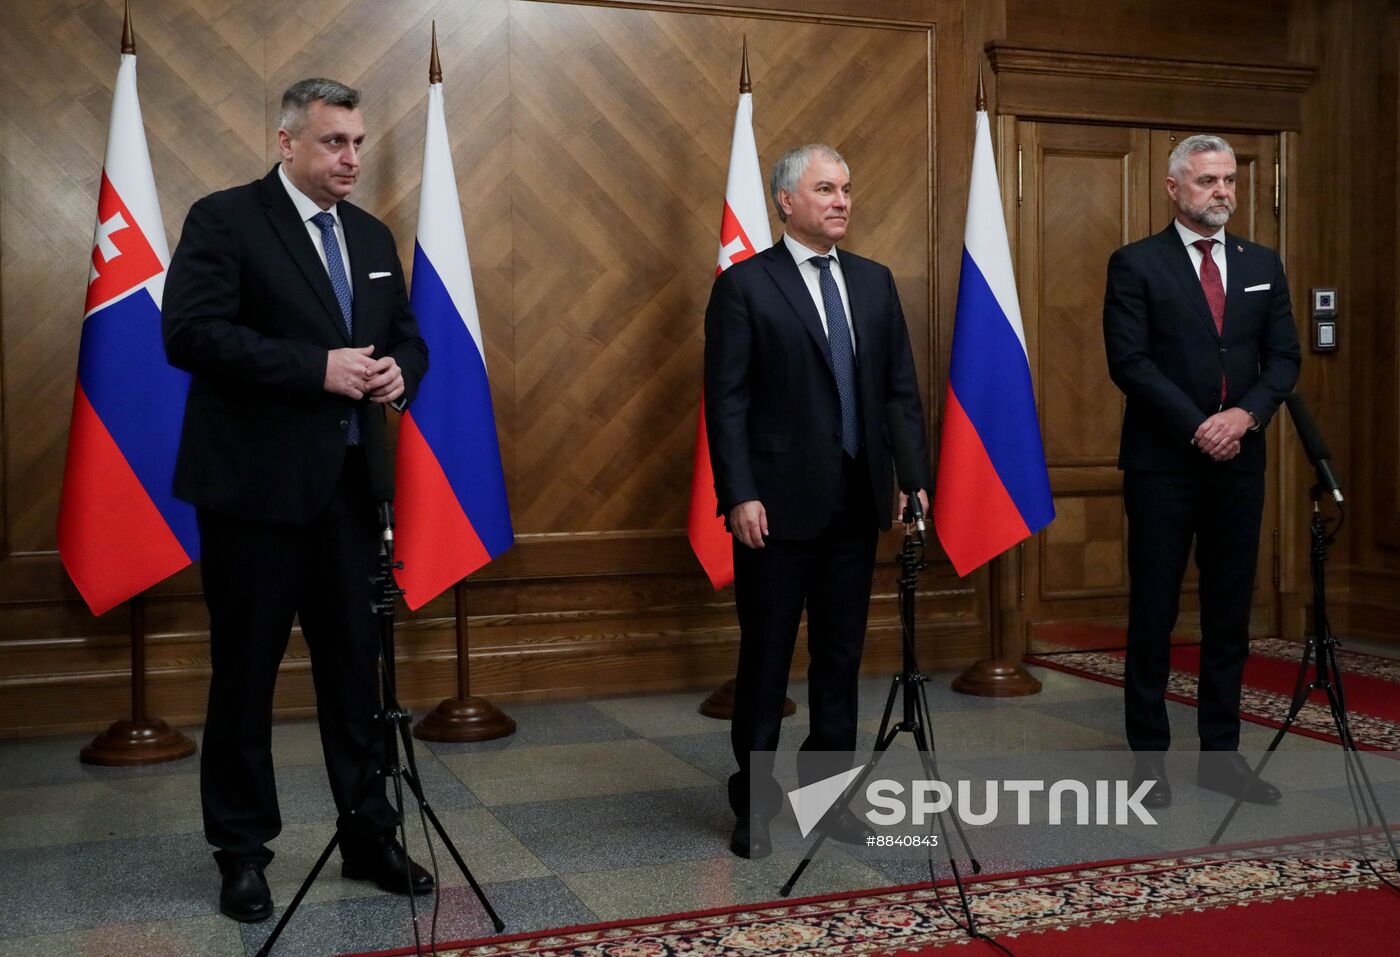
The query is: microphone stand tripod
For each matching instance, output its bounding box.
[1209,488,1400,871]
[781,503,984,941]
[256,504,504,956]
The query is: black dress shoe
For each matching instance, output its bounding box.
[1198,752,1282,805]
[1131,754,1172,809]
[342,835,435,894]
[219,861,272,923]
[817,808,873,846]
[730,816,771,859]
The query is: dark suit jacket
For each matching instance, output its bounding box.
[1103,224,1301,472]
[703,241,930,540]
[163,167,428,523]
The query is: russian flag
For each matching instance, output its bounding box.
[57,52,197,616]
[687,75,772,590]
[394,77,513,610]
[933,110,1054,577]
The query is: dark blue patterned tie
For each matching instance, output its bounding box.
[311,211,360,445]
[811,256,860,457]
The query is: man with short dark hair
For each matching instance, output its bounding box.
[705,143,929,858]
[164,78,431,921]
[1104,133,1301,808]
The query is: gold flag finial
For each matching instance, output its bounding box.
[976,70,986,111]
[429,21,442,84]
[121,0,135,54]
[739,36,751,94]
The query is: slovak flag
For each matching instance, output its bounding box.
[394,77,513,610]
[687,82,772,589]
[933,110,1054,576]
[57,52,197,616]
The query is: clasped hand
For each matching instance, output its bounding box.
[1193,407,1252,463]
[324,345,404,404]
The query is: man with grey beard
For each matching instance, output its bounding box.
[1103,134,1300,809]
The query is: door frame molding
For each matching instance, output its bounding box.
[986,43,1315,131]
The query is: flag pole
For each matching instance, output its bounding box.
[81,594,196,764]
[409,24,514,741]
[951,70,1040,697]
[696,37,794,721]
[414,582,516,741]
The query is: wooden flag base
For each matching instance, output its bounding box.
[951,657,1042,697]
[414,696,516,742]
[698,679,797,720]
[80,718,196,766]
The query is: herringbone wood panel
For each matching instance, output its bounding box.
[0,0,961,736]
[507,2,929,532]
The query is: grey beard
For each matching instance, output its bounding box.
[1193,205,1233,229]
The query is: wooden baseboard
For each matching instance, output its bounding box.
[0,586,987,738]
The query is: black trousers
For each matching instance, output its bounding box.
[728,451,879,820]
[198,449,397,869]
[1123,467,1266,752]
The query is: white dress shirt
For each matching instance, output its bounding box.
[1174,218,1227,291]
[279,164,353,295]
[782,232,855,351]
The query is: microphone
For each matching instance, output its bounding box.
[377,502,395,559]
[884,403,927,539]
[359,405,397,554]
[1284,393,1343,504]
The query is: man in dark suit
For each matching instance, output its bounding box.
[704,143,930,858]
[1103,134,1301,808]
[164,78,432,922]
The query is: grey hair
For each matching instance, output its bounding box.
[1168,134,1235,179]
[769,144,849,222]
[278,78,361,135]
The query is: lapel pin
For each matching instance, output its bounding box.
[1236,244,1243,252]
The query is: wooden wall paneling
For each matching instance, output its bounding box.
[1280,2,1342,620]
[1004,0,1294,65]
[505,1,932,535]
[1335,0,1400,644]
[1356,1,1400,551]
[987,46,1315,134]
[0,0,984,737]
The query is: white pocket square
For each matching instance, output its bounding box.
[368,271,392,279]
[1244,283,1270,292]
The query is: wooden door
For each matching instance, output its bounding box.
[1016,122,1283,653]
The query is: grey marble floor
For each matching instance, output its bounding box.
[0,655,1386,957]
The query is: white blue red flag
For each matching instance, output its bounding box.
[57,52,197,616]
[394,79,513,610]
[687,84,772,589]
[933,110,1054,576]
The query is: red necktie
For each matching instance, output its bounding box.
[1193,238,1226,401]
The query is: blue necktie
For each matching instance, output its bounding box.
[811,256,860,458]
[311,211,360,445]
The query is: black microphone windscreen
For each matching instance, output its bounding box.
[360,408,396,504]
[1284,393,1332,465]
[884,402,923,493]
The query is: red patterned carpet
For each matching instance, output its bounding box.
[349,837,1398,957]
[1025,629,1400,750]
